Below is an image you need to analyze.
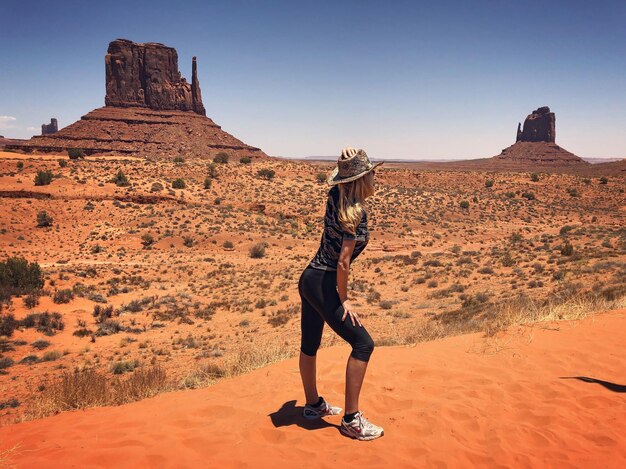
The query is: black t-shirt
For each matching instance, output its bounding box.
[309,185,369,271]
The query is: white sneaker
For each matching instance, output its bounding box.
[302,397,342,419]
[340,411,384,441]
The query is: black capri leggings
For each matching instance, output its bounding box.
[298,266,375,362]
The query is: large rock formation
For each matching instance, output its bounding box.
[41,118,58,135]
[516,106,555,143]
[7,39,264,159]
[493,106,587,166]
[104,39,206,116]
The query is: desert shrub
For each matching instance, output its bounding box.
[150,182,163,192]
[0,256,44,302]
[560,241,574,256]
[172,178,186,189]
[68,148,84,159]
[203,177,212,189]
[522,191,536,200]
[478,266,495,275]
[485,179,494,188]
[505,191,515,198]
[379,300,393,310]
[42,350,62,362]
[0,314,18,337]
[20,355,39,365]
[58,159,68,167]
[249,242,266,258]
[36,210,53,228]
[112,170,130,187]
[16,161,24,170]
[530,173,540,182]
[599,177,608,185]
[316,172,326,183]
[53,288,74,304]
[0,398,19,410]
[207,163,218,178]
[20,312,64,336]
[23,292,40,308]
[239,156,251,164]
[183,236,194,247]
[141,233,155,248]
[213,152,229,164]
[173,156,185,163]
[559,225,576,236]
[0,356,15,370]
[567,188,579,197]
[110,359,140,374]
[32,339,51,350]
[95,319,124,336]
[459,200,470,209]
[223,240,234,249]
[256,168,275,180]
[34,170,53,186]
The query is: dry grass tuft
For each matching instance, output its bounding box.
[28,365,169,419]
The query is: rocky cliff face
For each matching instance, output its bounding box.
[516,106,556,143]
[41,118,58,135]
[105,39,206,116]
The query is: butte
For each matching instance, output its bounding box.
[6,38,266,160]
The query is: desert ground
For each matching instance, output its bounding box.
[0,149,625,465]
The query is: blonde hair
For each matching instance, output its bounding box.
[337,171,375,236]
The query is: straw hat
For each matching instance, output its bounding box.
[327,148,384,186]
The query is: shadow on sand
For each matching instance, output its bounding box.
[560,376,626,393]
[269,400,341,431]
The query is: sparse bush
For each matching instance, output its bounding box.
[530,173,540,182]
[256,168,275,180]
[316,173,326,183]
[599,177,608,185]
[172,178,186,189]
[249,243,266,258]
[68,148,85,159]
[173,156,185,163]
[183,236,194,247]
[53,288,74,304]
[223,240,234,249]
[0,314,18,337]
[213,152,229,164]
[150,182,163,192]
[34,170,53,186]
[24,292,40,308]
[36,210,53,228]
[20,312,64,336]
[485,179,494,188]
[58,159,68,167]
[207,163,218,178]
[42,350,62,362]
[111,359,140,374]
[16,161,24,170]
[379,300,393,310]
[0,256,44,303]
[0,356,15,370]
[141,233,155,248]
[112,170,130,187]
[203,177,212,189]
[521,191,536,200]
[459,200,470,209]
[560,241,574,256]
[567,188,579,197]
[240,156,252,164]
[32,339,51,350]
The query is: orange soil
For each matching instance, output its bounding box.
[1,309,624,468]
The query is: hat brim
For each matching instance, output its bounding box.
[327,161,384,186]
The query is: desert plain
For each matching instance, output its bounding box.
[0,145,624,466]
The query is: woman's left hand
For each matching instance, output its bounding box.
[341,299,363,327]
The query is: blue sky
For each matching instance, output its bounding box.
[1,0,625,159]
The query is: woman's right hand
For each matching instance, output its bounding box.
[341,299,363,327]
[341,147,358,158]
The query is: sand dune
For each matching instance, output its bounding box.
[1,310,625,468]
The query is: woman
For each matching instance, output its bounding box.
[297,147,384,441]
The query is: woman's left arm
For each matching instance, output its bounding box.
[337,238,362,327]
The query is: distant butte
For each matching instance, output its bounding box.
[494,106,587,165]
[7,39,266,159]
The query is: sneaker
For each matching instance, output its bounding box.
[302,397,342,419]
[340,411,384,441]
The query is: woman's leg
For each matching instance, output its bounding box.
[301,269,375,413]
[298,268,325,405]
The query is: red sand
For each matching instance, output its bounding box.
[1,310,625,468]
